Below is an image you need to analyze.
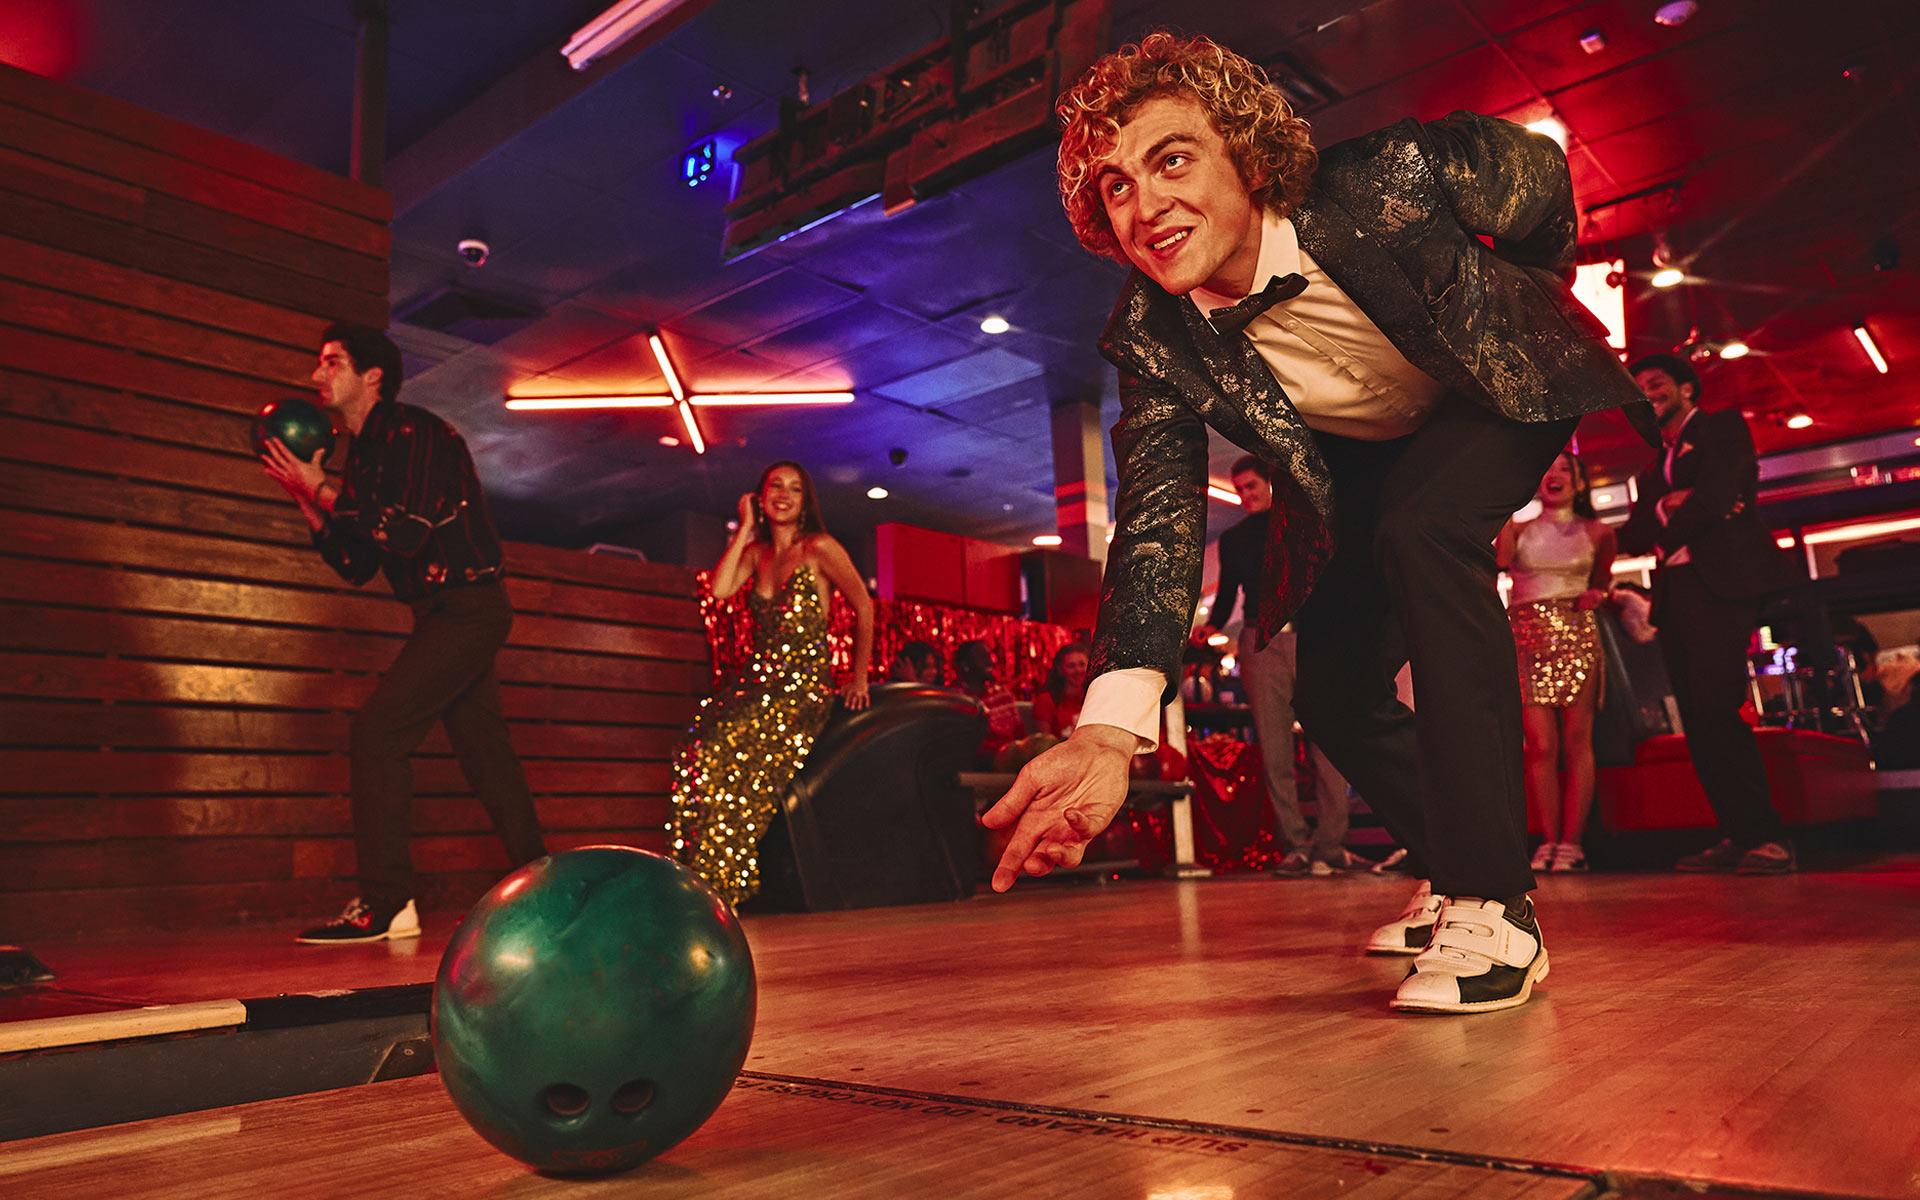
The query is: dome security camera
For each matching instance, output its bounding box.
[457,238,491,267]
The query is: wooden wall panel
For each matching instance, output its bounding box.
[0,63,704,938]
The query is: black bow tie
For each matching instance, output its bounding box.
[1206,272,1308,337]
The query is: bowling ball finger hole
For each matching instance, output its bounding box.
[542,1083,591,1120]
[611,1080,656,1116]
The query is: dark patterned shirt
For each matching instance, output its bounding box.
[313,400,505,602]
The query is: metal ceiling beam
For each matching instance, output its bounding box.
[350,0,388,187]
[382,0,719,214]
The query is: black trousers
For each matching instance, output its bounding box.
[350,581,547,909]
[1291,398,1576,900]
[1653,565,1784,846]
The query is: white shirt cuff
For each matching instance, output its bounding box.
[1080,668,1166,754]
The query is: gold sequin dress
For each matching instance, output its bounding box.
[670,563,834,907]
[1508,518,1603,708]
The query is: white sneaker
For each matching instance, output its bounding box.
[1529,841,1557,872]
[1390,896,1548,1015]
[1550,843,1588,873]
[1365,880,1443,956]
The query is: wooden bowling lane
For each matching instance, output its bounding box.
[12,924,450,1009]
[738,862,1920,1200]
[1,1071,1598,1199]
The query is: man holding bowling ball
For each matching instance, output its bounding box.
[261,323,546,944]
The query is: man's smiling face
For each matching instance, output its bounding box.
[1096,92,1266,298]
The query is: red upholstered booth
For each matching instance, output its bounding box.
[1597,729,1877,832]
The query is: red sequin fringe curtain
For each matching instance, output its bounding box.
[695,571,1076,697]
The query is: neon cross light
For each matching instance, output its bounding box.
[504,332,854,454]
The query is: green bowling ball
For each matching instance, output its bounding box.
[432,847,756,1175]
[250,396,336,462]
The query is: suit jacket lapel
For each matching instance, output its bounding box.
[1099,271,1334,526]
[1293,193,1481,399]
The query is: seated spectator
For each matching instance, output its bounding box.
[1032,642,1090,737]
[887,639,943,686]
[953,639,1024,762]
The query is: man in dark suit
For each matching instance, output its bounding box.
[984,32,1657,1014]
[1195,456,1355,875]
[1618,353,1802,873]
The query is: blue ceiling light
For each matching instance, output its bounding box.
[682,138,718,188]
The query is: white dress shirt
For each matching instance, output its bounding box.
[1081,208,1446,751]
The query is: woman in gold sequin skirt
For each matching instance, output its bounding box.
[1496,451,1616,874]
[670,461,874,907]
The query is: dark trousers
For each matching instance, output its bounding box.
[1654,566,1784,846]
[1291,398,1576,900]
[350,581,546,909]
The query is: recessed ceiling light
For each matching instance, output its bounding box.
[979,315,1011,335]
[1032,534,1062,547]
[1654,1,1697,27]
[658,435,680,446]
[1651,267,1685,288]
[1594,491,1615,505]
[1578,29,1607,54]
[1719,340,1750,359]
[866,486,889,500]
[1786,412,1814,430]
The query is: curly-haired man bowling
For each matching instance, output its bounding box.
[985,33,1659,1014]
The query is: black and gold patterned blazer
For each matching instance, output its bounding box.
[1090,110,1660,695]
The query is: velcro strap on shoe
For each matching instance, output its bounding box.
[1419,909,1536,969]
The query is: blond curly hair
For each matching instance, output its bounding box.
[1057,32,1318,264]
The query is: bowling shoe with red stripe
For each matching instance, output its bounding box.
[296,898,421,945]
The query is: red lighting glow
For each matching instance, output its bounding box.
[504,395,674,411]
[0,0,85,79]
[1800,514,1920,546]
[505,332,852,452]
[692,393,855,406]
[1853,324,1890,374]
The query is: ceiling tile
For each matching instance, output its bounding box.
[874,347,1045,409]
[672,269,862,348]
[742,301,929,373]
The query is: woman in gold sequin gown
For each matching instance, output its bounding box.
[1496,451,1616,874]
[670,461,874,907]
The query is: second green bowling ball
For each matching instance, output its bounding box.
[250,397,336,462]
[432,847,756,1176]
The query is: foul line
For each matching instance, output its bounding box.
[737,1068,1598,1185]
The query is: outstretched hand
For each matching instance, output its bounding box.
[980,724,1136,892]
